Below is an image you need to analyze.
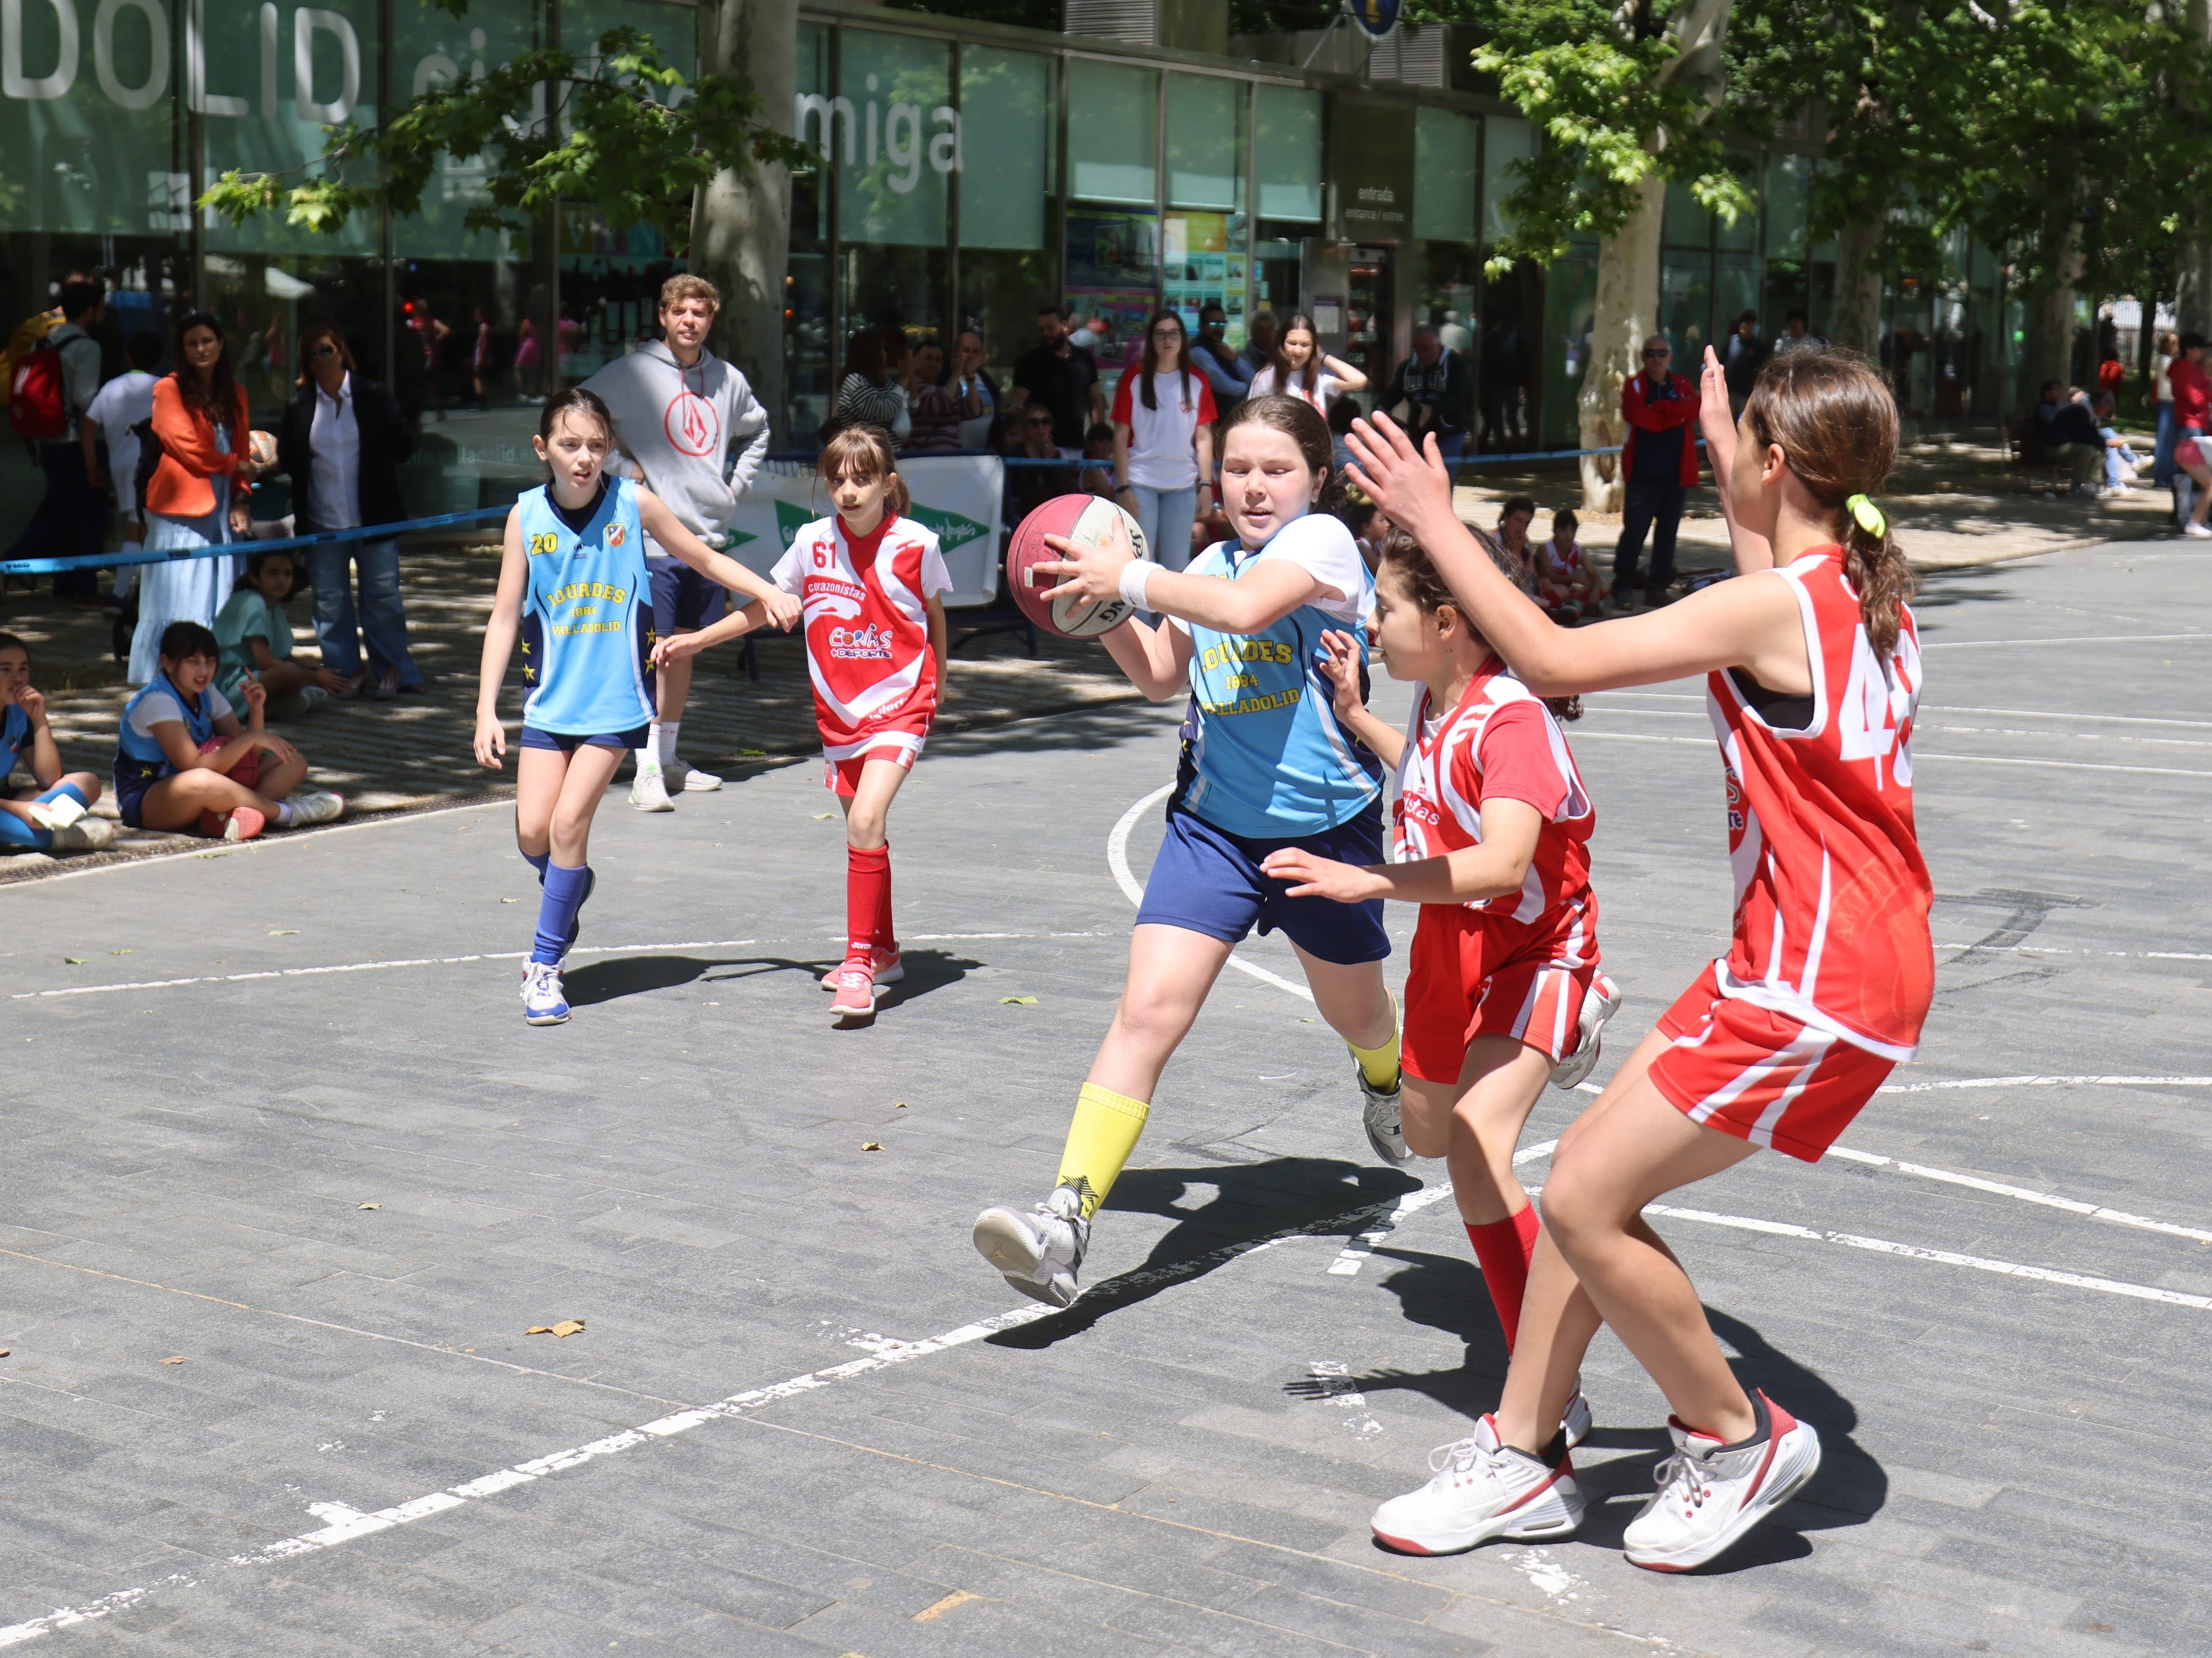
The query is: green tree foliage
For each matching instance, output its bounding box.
[200,13,810,255]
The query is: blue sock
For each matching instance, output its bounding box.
[0,809,50,849]
[522,848,551,882]
[533,863,591,964]
[38,782,89,810]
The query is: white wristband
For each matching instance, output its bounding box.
[1117,558,1155,611]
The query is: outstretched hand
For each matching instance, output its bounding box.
[1258,845,1383,904]
[1342,410,1456,541]
[1316,628,1365,726]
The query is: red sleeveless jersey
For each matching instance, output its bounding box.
[1706,548,1933,1058]
[771,514,951,757]
[1392,658,1596,937]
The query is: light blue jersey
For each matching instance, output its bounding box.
[517,476,655,735]
[114,673,219,786]
[1172,511,1384,838]
[2,704,27,781]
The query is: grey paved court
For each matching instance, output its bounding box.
[3,541,2209,1657]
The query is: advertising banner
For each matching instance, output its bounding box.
[724,454,1006,610]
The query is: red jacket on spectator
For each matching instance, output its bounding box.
[1621,370,1703,485]
[2170,356,2210,433]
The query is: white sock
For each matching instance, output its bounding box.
[638,724,661,776]
[276,799,297,826]
[657,721,681,768]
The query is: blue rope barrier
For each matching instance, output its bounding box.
[0,504,513,578]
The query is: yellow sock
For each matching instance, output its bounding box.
[1348,998,1402,1089]
[1055,1082,1151,1220]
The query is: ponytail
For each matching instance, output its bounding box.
[1742,348,1914,656]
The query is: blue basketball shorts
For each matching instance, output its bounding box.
[1134,803,1391,967]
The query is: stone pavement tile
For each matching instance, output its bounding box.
[574,1545,837,1629]
[1863,1584,2153,1658]
[1804,1539,2083,1624]
[464,1600,724,1658]
[1101,1589,1418,1658]
[891,1540,1178,1622]
[906,1529,1273,1616]
[787,1590,1180,1658]
[1199,1540,1453,1623]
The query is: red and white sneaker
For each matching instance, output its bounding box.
[1370,1414,1583,1556]
[827,960,879,1025]
[821,947,903,988]
[1622,1391,1821,1572]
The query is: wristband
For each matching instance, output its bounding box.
[1117,558,1155,611]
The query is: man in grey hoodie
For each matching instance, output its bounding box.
[582,274,772,809]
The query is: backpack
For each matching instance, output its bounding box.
[0,306,60,412]
[10,341,67,441]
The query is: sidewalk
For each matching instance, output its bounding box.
[0,442,2176,880]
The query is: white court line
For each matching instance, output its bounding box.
[1878,1073,2212,1093]
[1918,633,2210,649]
[4,932,1107,1001]
[1106,782,1315,1002]
[1587,705,2212,750]
[1325,1140,1558,1277]
[1823,1148,2212,1245]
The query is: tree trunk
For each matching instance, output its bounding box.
[2178,244,2212,338]
[2022,211,2084,402]
[691,0,797,442]
[1830,217,1884,360]
[1578,173,1665,514]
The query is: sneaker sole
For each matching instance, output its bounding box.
[1624,1423,1822,1573]
[680,777,723,792]
[525,1008,570,1026]
[1373,1491,1586,1555]
[972,1207,1047,1279]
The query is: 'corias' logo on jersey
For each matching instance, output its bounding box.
[827,623,893,661]
[666,391,719,458]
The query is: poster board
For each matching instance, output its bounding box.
[724,455,1007,610]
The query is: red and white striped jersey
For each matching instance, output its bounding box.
[773,514,951,757]
[1392,658,1596,934]
[1706,546,1934,1058]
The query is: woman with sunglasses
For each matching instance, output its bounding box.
[1004,401,1072,525]
[1109,310,1216,573]
[276,328,425,697]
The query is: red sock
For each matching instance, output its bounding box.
[846,844,889,962]
[874,839,896,956]
[1466,1205,1543,1350]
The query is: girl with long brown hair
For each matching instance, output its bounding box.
[1109,309,1217,572]
[1249,311,1368,416]
[1345,345,1930,1573]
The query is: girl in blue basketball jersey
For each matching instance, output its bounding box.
[971,394,1404,1308]
[474,388,800,1025]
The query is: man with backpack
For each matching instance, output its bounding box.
[7,279,110,600]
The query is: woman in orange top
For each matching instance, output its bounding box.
[130,312,267,685]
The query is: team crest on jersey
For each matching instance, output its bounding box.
[827,623,893,661]
[605,521,627,547]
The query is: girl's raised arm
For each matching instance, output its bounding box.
[1344,412,1807,698]
[1701,345,1774,575]
[474,506,529,769]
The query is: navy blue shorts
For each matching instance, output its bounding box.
[519,724,650,754]
[113,761,163,830]
[650,556,727,636]
[1134,804,1391,967]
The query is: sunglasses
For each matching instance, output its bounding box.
[1644,348,1671,358]
[1026,413,1054,425]
[309,344,339,359]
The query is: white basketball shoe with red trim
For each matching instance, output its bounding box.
[1370,1415,1583,1555]
[1622,1390,1821,1572]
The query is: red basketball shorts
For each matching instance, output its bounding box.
[1402,907,1601,1085]
[1648,962,1896,1163]
[823,718,929,798]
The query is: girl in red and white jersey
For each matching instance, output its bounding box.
[1260,526,1620,1398]
[1345,348,1931,1573]
[656,427,949,1025]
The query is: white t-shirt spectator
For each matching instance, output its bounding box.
[1110,369,1217,491]
[127,682,234,743]
[1248,364,1346,416]
[85,370,160,513]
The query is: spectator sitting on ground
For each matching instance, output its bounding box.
[1079,420,1117,498]
[2037,381,2105,493]
[113,621,344,843]
[215,549,353,716]
[0,631,112,853]
[1539,507,1609,620]
[1496,495,1540,591]
[2089,390,2148,494]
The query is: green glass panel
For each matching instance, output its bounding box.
[1414,107,1475,244]
[1166,72,1241,212]
[1068,56,1154,205]
[1255,83,1319,222]
[0,0,174,234]
[391,0,540,261]
[1766,152,1809,260]
[1481,115,1532,242]
[837,27,951,248]
[959,45,1049,251]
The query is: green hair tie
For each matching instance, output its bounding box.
[1845,493,1886,539]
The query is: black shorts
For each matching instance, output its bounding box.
[650,556,728,635]
[518,724,650,754]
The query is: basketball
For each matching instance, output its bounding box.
[248,429,278,470]
[1005,494,1152,638]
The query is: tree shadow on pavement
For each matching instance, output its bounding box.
[986,1156,1421,1350]
[1296,1248,1882,1569]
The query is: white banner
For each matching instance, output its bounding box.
[724,454,1006,608]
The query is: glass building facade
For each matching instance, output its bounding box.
[0,0,2026,546]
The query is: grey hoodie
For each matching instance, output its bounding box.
[580,339,771,551]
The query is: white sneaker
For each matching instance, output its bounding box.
[1561,1385,1593,1450]
[1355,1055,1411,1165]
[298,685,333,711]
[1551,971,1622,1091]
[1622,1391,1822,1573]
[1370,1414,1584,1556]
[629,765,676,811]
[47,817,114,852]
[287,790,345,827]
[668,757,722,792]
[973,1184,1089,1308]
[521,961,570,1026]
